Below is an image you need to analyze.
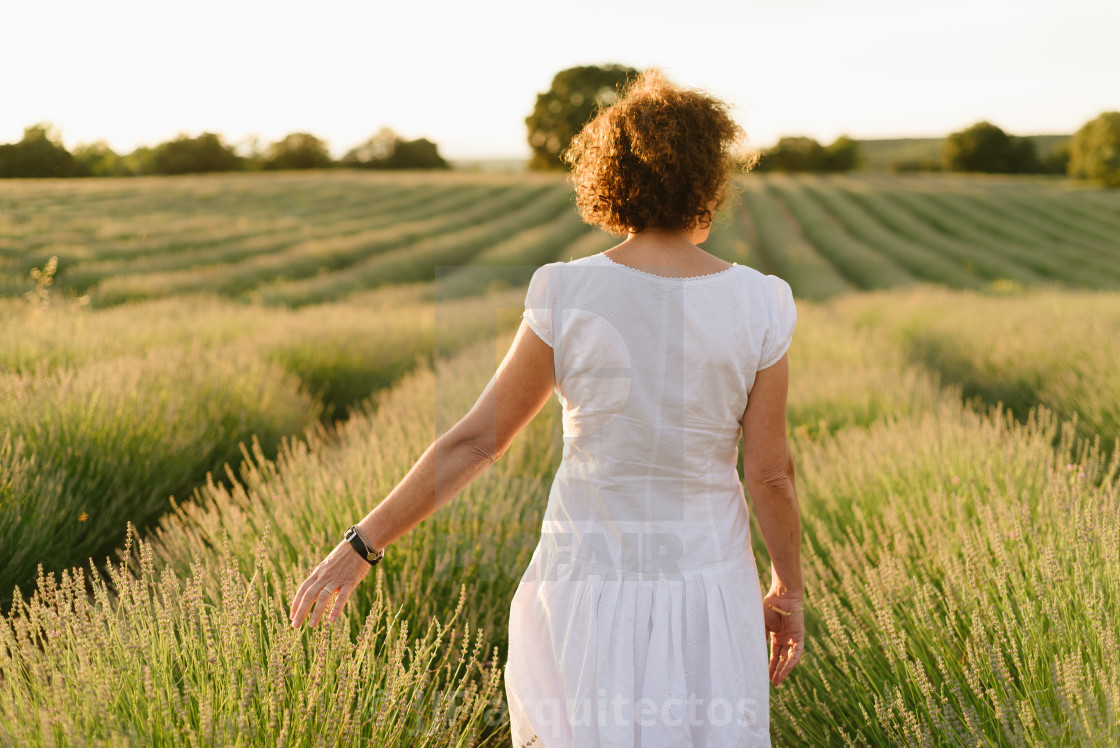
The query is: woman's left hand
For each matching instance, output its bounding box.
[289,539,374,628]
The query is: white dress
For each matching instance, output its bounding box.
[507,251,797,748]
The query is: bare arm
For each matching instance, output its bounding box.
[741,352,805,685]
[357,319,556,550]
[289,318,555,628]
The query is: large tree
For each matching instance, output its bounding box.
[341,128,449,169]
[943,121,1039,174]
[262,133,333,171]
[152,133,242,175]
[383,137,447,169]
[342,127,398,167]
[0,123,77,178]
[1069,111,1120,188]
[755,136,827,173]
[823,136,861,171]
[72,140,123,177]
[754,135,861,173]
[525,64,640,171]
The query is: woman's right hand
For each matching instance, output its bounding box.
[762,590,805,686]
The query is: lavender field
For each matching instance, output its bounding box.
[1,171,1117,745]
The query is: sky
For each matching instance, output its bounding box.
[2,0,1118,160]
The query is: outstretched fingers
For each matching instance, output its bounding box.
[328,582,357,624]
[307,586,336,628]
[290,572,335,629]
[773,638,803,685]
[768,632,783,683]
[289,576,311,626]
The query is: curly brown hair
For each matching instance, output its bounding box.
[563,69,752,237]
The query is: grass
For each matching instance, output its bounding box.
[6,292,1116,745]
[763,177,917,290]
[0,524,505,746]
[776,404,1119,745]
[831,286,1120,448]
[0,344,321,605]
[0,284,527,606]
[796,177,984,289]
[737,180,854,299]
[823,176,1050,286]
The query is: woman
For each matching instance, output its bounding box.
[289,69,805,747]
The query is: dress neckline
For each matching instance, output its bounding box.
[597,252,739,281]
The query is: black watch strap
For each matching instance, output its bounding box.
[344,525,384,566]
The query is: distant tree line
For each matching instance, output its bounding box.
[886,113,1120,186]
[0,125,449,178]
[745,114,1119,186]
[887,121,1068,175]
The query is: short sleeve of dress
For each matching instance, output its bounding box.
[759,275,797,369]
[522,262,558,348]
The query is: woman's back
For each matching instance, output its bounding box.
[523,251,795,576]
[506,250,796,747]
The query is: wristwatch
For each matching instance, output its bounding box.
[343,525,385,566]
